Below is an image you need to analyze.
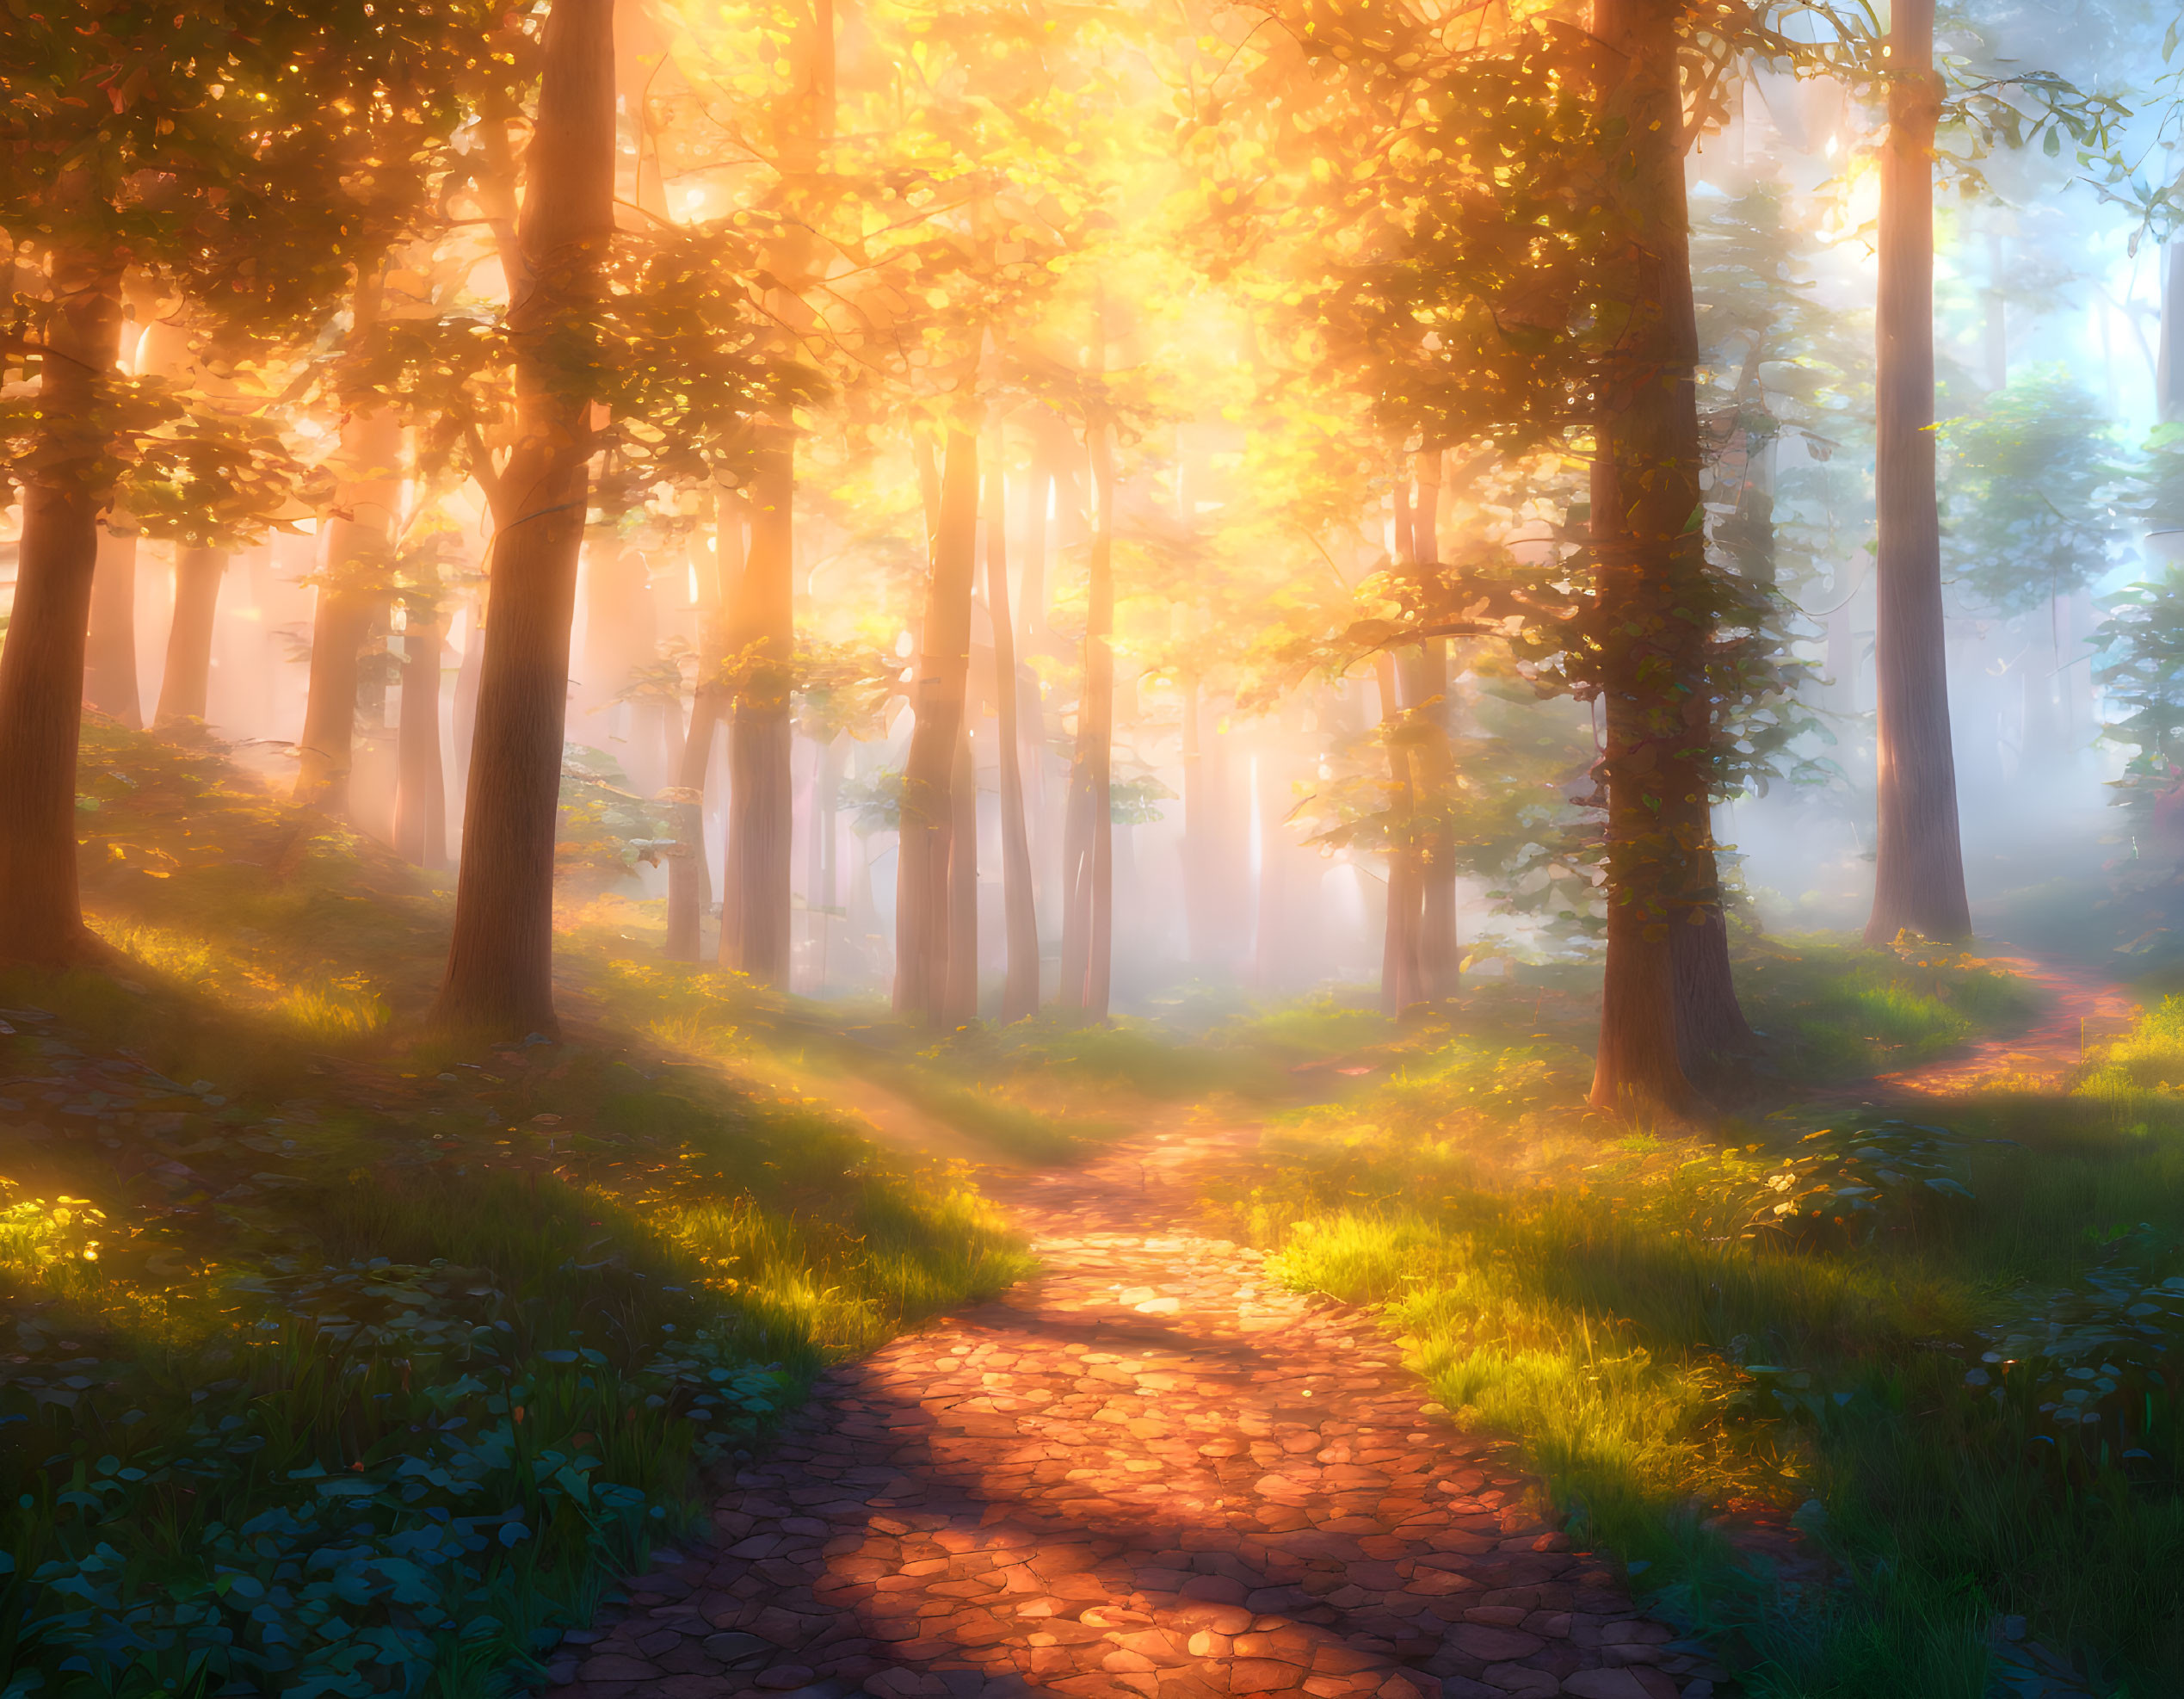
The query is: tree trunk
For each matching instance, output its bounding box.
[665,694,719,959]
[1409,451,1461,1000]
[153,547,227,729]
[894,428,980,1022]
[394,609,447,868]
[720,427,796,983]
[0,229,124,965]
[1181,677,1213,964]
[432,0,615,1039]
[1586,0,1710,1117]
[1058,423,1114,1020]
[985,430,1040,1022]
[84,521,142,728]
[669,493,733,961]
[1377,652,1424,1016]
[1864,0,1971,945]
[946,720,979,1020]
[295,380,402,812]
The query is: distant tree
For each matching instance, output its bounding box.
[1944,368,2128,617]
[0,0,499,966]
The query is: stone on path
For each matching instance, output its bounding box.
[544,1127,1725,1699]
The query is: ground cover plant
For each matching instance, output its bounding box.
[0,728,1031,1699]
[1192,952,2184,1697]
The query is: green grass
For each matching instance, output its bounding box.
[1197,948,2184,1697]
[1736,932,2043,1079]
[0,723,1033,1699]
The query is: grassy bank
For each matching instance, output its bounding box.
[1200,944,2184,1696]
[0,725,1032,1699]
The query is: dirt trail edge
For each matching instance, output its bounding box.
[1831,955,2140,1104]
[544,1124,1723,1699]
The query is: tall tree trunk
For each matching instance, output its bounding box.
[84,521,143,728]
[394,609,447,868]
[1864,0,1971,946]
[808,732,841,984]
[986,431,1040,1022]
[1410,451,1461,1000]
[946,720,979,1019]
[1377,652,1424,1015]
[1181,677,1212,963]
[433,0,614,1038]
[1018,426,1060,933]
[668,491,732,961]
[453,590,485,790]
[720,428,795,983]
[1058,423,1114,1019]
[894,428,980,1022]
[0,225,124,964]
[1586,0,1711,1116]
[153,547,227,728]
[295,375,401,812]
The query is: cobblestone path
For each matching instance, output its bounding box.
[546,1125,1722,1699]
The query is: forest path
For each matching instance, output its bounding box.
[543,1120,1722,1699]
[1809,954,2140,1107]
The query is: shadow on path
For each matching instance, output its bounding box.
[545,1127,1720,1699]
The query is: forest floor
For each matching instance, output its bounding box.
[10,727,2184,1699]
[535,1115,1718,1699]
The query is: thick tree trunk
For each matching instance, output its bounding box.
[0,232,124,964]
[1058,423,1114,1020]
[1865,0,1971,945]
[433,0,614,1038]
[1586,0,1711,1117]
[720,429,795,983]
[153,547,227,729]
[895,428,980,1022]
[84,522,143,728]
[986,434,1040,1022]
[295,390,402,811]
[393,609,447,868]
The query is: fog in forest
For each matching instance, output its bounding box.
[21,1,2181,1023]
[22,3,2184,1696]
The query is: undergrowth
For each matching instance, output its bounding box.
[0,724,1032,1699]
[1203,945,2184,1698]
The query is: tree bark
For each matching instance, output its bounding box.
[1409,452,1461,1000]
[1058,422,1114,1020]
[153,547,228,729]
[719,428,796,983]
[1864,0,1971,945]
[0,228,125,965]
[985,431,1040,1022]
[1181,677,1213,964]
[946,720,979,1019]
[668,491,733,961]
[393,609,447,868]
[1586,0,1710,1117]
[84,522,143,729]
[894,428,980,1022]
[1377,652,1425,1015]
[432,0,615,1038]
[295,377,402,812]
